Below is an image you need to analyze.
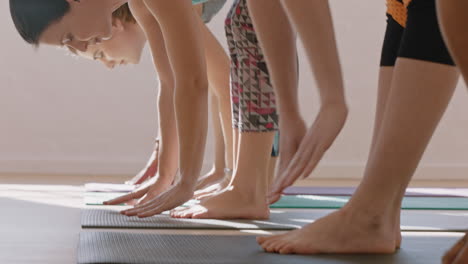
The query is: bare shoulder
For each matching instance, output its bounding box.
[129,0,155,25]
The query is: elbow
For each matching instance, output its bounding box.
[175,72,209,98]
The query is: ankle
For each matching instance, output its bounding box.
[340,206,396,233]
[226,184,268,204]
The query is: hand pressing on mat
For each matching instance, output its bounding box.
[125,140,160,186]
[443,233,468,264]
[121,176,195,217]
[268,104,347,204]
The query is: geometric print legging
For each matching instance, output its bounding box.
[225,0,279,132]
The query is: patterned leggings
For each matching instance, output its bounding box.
[225,0,279,132]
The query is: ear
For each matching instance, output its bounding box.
[112,18,125,32]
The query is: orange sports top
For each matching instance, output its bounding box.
[386,0,413,27]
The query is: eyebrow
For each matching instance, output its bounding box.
[61,33,72,46]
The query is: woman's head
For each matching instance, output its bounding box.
[72,4,147,69]
[10,0,126,51]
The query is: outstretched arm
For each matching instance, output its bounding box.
[248,0,348,203]
[273,0,347,198]
[120,0,209,217]
[105,0,180,205]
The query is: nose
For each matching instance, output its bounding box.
[67,40,88,52]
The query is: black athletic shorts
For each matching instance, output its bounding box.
[380,0,455,66]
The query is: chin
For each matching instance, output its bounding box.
[131,53,143,65]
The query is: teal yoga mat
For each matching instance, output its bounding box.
[86,192,468,210]
[271,195,468,210]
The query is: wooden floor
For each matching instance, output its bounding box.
[0,174,467,264]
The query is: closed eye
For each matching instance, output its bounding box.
[61,34,74,46]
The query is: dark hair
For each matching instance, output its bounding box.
[10,0,70,45]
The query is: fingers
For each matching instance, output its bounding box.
[137,202,174,218]
[104,187,149,205]
[443,234,467,264]
[299,144,326,180]
[134,171,151,185]
[123,195,163,216]
[137,191,158,205]
[274,143,316,193]
[267,193,282,205]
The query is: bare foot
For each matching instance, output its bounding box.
[170,186,270,220]
[257,208,397,254]
[125,140,160,186]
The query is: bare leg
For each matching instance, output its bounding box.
[171,0,277,219]
[171,132,274,219]
[196,92,227,192]
[258,58,458,254]
[193,23,235,196]
[374,67,402,247]
[437,2,468,263]
[201,22,234,171]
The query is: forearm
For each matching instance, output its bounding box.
[174,79,209,186]
[281,0,346,106]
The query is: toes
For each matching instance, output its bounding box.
[177,206,204,219]
[191,208,211,219]
[278,244,295,255]
[170,207,190,218]
[261,239,277,253]
[256,236,267,245]
[270,240,285,253]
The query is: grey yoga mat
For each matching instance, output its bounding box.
[283,186,468,197]
[81,208,468,231]
[78,232,461,264]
